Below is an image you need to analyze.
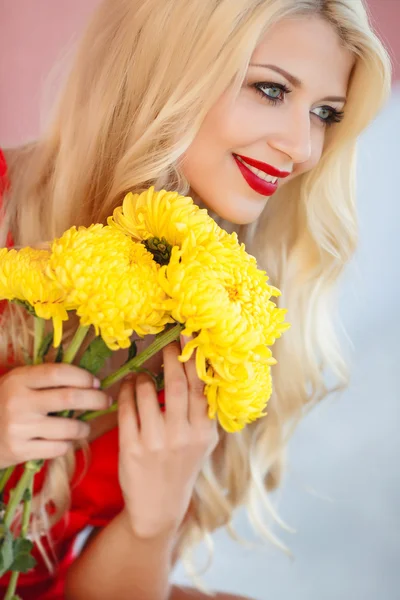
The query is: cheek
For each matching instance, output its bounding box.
[182,114,245,186]
[201,89,260,154]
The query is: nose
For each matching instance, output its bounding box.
[268,109,312,165]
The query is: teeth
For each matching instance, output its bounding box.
[236,156,278,184]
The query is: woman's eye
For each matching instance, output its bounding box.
[311,105,344,125]
[313,107,332,120]
[253,82,291,103]
[252,82,344,126]
[264,86,283,99]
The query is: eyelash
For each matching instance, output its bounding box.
[252,82,344,126]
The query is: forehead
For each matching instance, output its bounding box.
[251,16,355,96]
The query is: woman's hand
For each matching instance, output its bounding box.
[117,338,218,540]
[0,364,110,469]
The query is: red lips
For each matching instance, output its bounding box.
[234,154,291,178]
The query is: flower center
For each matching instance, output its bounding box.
[226,285,240,302]
[144,236,172,266]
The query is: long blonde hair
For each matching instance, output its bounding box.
[0,0,391,572]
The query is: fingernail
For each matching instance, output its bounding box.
[93,378,101,389]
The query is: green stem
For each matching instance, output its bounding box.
[4,571,19,600]
[78,323,183,422]
[62,325,90,365]
[81,401,118,422]
[58,325,90,418]
[33,317,45,365]
[4,477,34,600]
[4,461,42,529]
[21,476,33,537]
[101,323,184,389]
[0,466,15,494]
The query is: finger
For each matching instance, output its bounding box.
[35,388,111,415]
[163,342,189,425]
[135,374,164,443]
[32,417,91,441]
[180,335,207,424]
[24,440,73,461]
[118,377,139,447]
[14,363,100,391]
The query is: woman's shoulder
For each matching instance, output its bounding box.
[0,148,11,191]
[0,148,17,248]
[0,148,7,176]
[1,144,35,181]
[1,146,28,197]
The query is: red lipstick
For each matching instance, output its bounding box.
[234,154,291,178]
[233,155,283,197]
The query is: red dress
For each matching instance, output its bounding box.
[0,148,166,599]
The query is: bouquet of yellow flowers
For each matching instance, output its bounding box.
[0,187,290,596]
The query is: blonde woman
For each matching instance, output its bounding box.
[0,0,391,599]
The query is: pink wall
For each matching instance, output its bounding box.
[0,0,398,147]
[0,0,100,145]
[368,0,400,79]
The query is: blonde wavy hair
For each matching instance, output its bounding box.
[0,0,391,575]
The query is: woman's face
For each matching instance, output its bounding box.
[181,16,355,224]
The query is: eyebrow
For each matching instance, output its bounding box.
[249,63,347,103]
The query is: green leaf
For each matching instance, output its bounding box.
[33,459,45,470]
[37,332,53,361]
[10,538,36,573]
[79,336,113,376]
[22,488,32,502]
[155,372,165,392]
[54,344,64,363]
[11,299,36,317]
[0,528,15,577]
[134,368,164,392]
[126,339,137,362]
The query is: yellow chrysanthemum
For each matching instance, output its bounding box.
[108,186,224,251]
[155,235,290,431]
[0,248,12,300]
[263,300,292,346]
[205,362,273,432]
[159,241,289,371]
[0,247,68,347]
[48,224,172,349]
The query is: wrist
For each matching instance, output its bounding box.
[120,508,178,547]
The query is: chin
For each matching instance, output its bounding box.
[191,188,265,226]
[223,214,258,225]
[211,202,264,226]
[201,203,251,225]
